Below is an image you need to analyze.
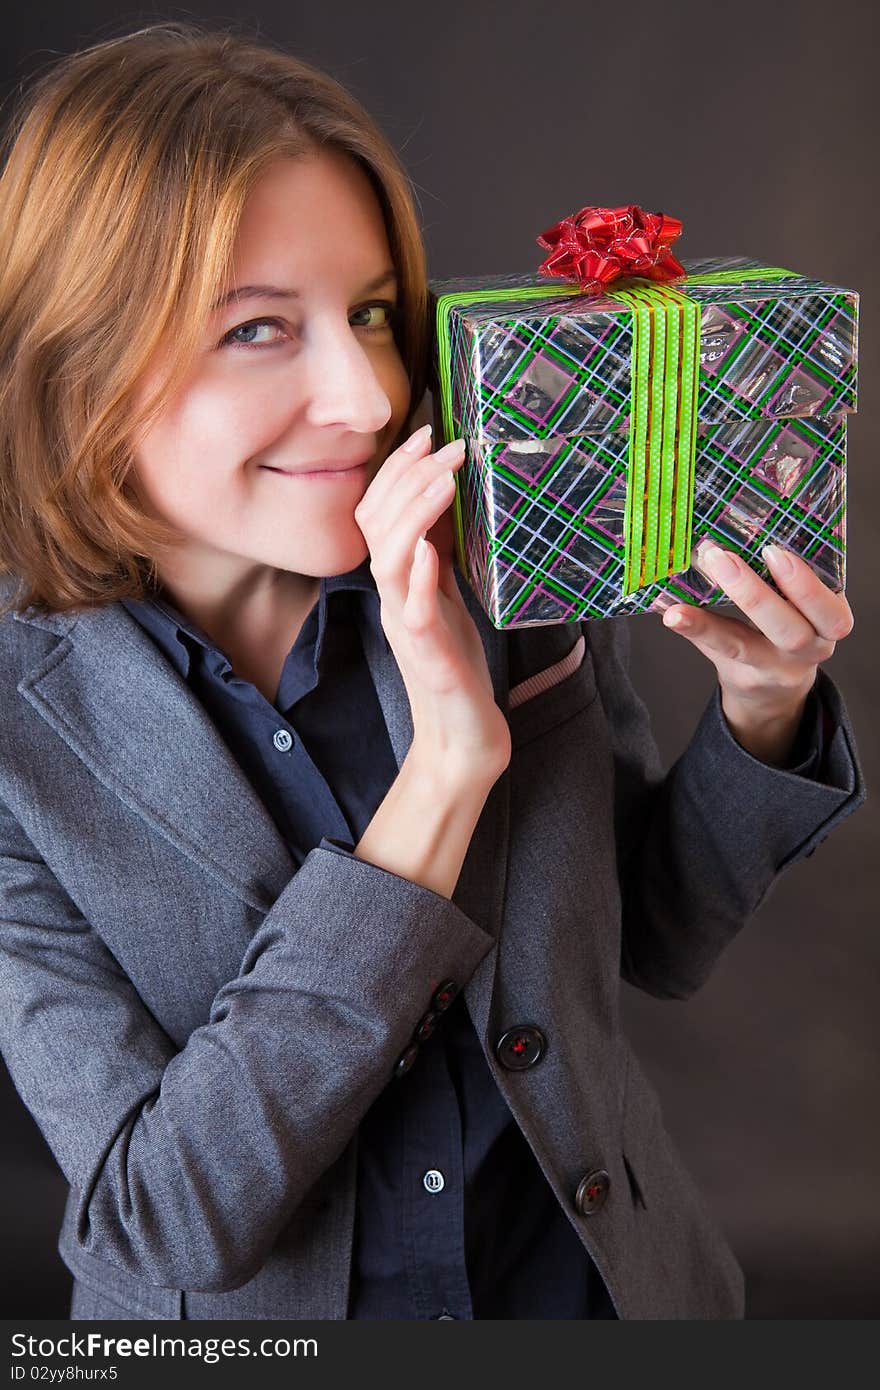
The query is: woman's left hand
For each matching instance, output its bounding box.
[661,542,854,767]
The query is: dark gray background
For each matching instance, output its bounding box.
[2,0,878,1319]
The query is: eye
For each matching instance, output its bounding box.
[350,300,398,330]
[218,300,399,353]
[221,318,287,350]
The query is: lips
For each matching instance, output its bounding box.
[260,457,371,476]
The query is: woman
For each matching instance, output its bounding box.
[0,23,866,1321]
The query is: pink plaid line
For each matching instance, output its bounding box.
[508,633,585,709]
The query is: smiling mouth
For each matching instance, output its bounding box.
[259,462,369,479]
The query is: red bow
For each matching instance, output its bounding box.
[536,204,686,294]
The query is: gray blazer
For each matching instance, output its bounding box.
[0,568,866,1320]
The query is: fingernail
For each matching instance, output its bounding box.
[762,543,794,577]
[415,535,429,564]
[423,469,453,497]
[432,437,466,464]
[403,423,432,453]
[663,609,690,630]
[701,544,740,584]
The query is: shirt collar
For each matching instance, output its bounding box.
[120,556,380,681]
[324,554,377,598]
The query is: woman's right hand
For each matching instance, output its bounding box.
[353,423,512,787]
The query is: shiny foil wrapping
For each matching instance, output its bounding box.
[428,256,858,628]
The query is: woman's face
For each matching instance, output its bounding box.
[129,148,412,587]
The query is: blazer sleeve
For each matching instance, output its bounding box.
[584,615,868,1002]
[0,796,494,1294]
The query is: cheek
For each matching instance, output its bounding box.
[133,374,293,498]
[378,349,413,442]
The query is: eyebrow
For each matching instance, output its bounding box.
[211,269,398,312]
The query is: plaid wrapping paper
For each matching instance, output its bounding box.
[428,256,859,627]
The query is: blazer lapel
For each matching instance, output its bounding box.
[14,563,510,1039]
[15,602,296,912]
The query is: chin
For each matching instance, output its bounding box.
[266,528,370,579]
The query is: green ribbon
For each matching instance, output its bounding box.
[434,265,799,594]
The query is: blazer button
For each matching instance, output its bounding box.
[393,1043,419,1080]
[415,1011,438,1043]
[432,980,458,1013]
[495,1025,546,1070]
[575,1170,610,1216]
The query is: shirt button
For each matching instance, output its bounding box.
[273,729,293,752]
[423,1169,445,1194]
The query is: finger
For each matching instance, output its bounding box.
[421,470,462,600]
[398,535,467,695]
[662,605,778,670]
[368,467,460,594]
[356,422,436,520]
[760,544,855,640]
[424,487,457,562]
[691,539,837,660]
[360,426,464,528]
[375,438,466,540]
[403,534,437,632]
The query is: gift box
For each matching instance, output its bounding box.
[428,247,858,629]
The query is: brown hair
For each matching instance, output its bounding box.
[0,22,429,618]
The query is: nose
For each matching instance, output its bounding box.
[302,319,394,436]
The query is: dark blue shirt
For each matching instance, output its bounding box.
[120,561,826,1319]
